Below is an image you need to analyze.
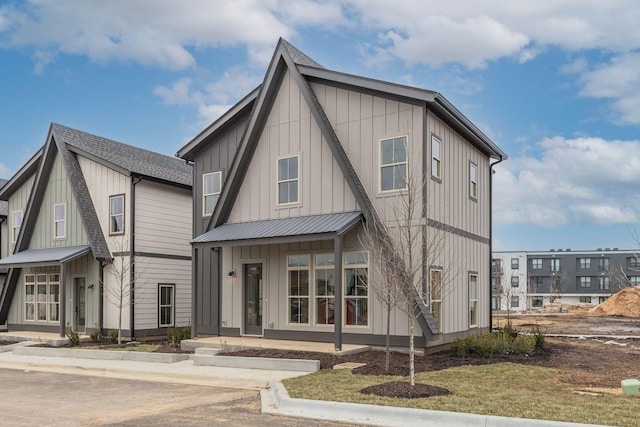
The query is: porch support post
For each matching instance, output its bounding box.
[334,235,343,351]
[191,247,198,338]
[59,262,66,338]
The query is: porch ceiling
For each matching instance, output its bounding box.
[192,211,363,246]
[0,245,92,268]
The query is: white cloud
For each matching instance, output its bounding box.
[494,136,640,228]
[0,161,10,177]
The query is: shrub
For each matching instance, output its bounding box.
[109,330,119,344]
[66,329,80,347]
[90,328,102,343]
[451,326,545,359]
[168,326,192,347]
[532,325,546,349]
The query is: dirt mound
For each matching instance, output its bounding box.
[588,287,640,318]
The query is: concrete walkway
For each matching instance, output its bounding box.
[0,340,607,427]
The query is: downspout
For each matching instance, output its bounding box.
[489,156,505,332]
[130,176,142,341]
[98,261,104,335]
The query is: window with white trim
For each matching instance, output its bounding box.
[159,284,175,327]
[511,295,520,308]
[511,258,519,269]
[550,258,560,272]
[203,172,222,216]
[315,254,335,325]
[54,203,66,239]
[430,268,442,328]
[629,276,640,286]
[109,195,124,235]
[12,210,22,243]
[469,274,478,327]
[579,276,591,288]
[599,276,610,290]
[531,258,542,269]
[469,162,477,199]
[25,275,35,321]
[380,136,407,192]
[287,255,309,324]
[579,258,591,269]
[49,274,60,322]
[278,156,299,205]
[511,276,519,287]
[431,136,442,179]
[24,274,59,323]
[344,252,368,326]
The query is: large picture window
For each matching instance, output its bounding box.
[159,284,175,327]
[430,268,442,328]
[54,203,66,239]
[109,195,125,235]
[24,274,59,323]
[380,136,407,192]
[344,252,368,326]
[287,255,309,324]
[278,156,299,205]
[315,254,335,325]
[203,172,222,216]
[12,210,22,242]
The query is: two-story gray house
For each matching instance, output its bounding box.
[0,124,193,338]
[178,39,506,350]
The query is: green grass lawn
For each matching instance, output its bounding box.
[283,363,639,427]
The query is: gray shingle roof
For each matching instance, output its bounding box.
[0,179,7,217]
[51,123,192,187]
[281,38,324,68]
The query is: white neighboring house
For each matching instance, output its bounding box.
[492,251,528,313]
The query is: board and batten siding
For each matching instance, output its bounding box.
[29,152,88,250]
[135,180,191,258]
[7,174,34,254]
[194,116,248,236]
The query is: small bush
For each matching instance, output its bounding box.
[451,326,545,359]
[168,326,191,347]
[90,328,102,343]
[109,330,119,344]
[532,325,546,349]
[66,329,80,346]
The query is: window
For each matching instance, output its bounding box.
[109,195,124,235]
[469,274,478,327]
[629,276,640,286]
[579,258,591,269]
[511,258,519,269]
[24,274,59,323]
[579,296,592,304]
[511,296,520,308]
[599,296,608,304]
[12,210,22,242]
[315,254,335,325]
[531,258,542,270]
[532,297,543,308]
[344,252,368,326]
[159,284,175,327]
[531,276,543,289]
[430,268,442,328]
[278,156,299,205]
[469,162,478,199]
[203,172,222,216]
[628,257,640,269]
[550,258,560,272]
[491,277,497,290]
[511,276,519,287]
[599,258,609,271]
[380,136,407,192]
[579,277,591,288]
[599,276,610,290]
[54,203,66,239]
[431,136,441,179]
[491,296,499,310]
[288,255,310,324]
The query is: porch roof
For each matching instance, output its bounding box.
[0,245,92,268]
[192,211,363,246]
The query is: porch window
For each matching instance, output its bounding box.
[54,203,66,239]
[109,195,125,235]
[315,254,335,325]
[36,274,47,321]
[278,156,299,205]
[25,275,35,321]
[344,252,368,326]
[159,284,175,327]
[287,255,309,324]
[49,274,60,322]
[469,274,478,328]
[203,172,222,216]
[380,136,407,192]
[12,210,22,242]
[25,274,60,323]
[430,268,442,328]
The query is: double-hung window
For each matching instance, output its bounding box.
[579,277,591,288]
[599,258,609,271]
[531,258,542,270]
[469,162,478,199]
[511,258,519,269]
[550,258,560,272]
[159,284,175,327]
[203,172,222,216]
[469,274,478,328]
[288,255,310,324]
[511,276,519,287]
[431,136,442,179]
[278,156,299,205]
[344,252,368,326]
[430,268,442,328]
[579,258,591,269]
[599,276,610,290]
[49,274,60,322]
[315,254,335,325]
[54,203,66,239]
[380,136,407,192]
[12,210,22,242]
[109,195,124,235]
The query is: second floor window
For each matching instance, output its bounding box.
[579,277,591,288]
[599,277,610,290]
[551,258,560,272]
[12,210,22,242]
[109,195,124,235]
[469,162,477,199]
[628,257,640,269]
[54,203,66,239]
[278,156,299,205]
[531,258,542,269]
[431,136,441,180]
[380,136,407,192]
[531,276,543,289]
[579,258,591,269]
[511,276,519,287]
[203,172,222,216]
[599,258,609,271]
[511,258,519,269]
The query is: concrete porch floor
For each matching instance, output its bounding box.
[182,336,369,355]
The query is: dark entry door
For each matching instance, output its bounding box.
[244,264,263,335]
[74,277,86,333]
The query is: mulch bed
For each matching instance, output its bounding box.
[361,381,451,398]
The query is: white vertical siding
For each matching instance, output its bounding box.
[7,174,35,254]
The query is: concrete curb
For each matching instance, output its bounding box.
[193,353,320,372]
[261,381,607,427]
[12,346,190,363]
[0,341,41,353]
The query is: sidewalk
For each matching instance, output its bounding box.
[0,342,606,427]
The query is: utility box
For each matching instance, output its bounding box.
[621,379,640,396]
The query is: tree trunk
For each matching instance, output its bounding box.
[385,302,391,373]
[409,302,415,386]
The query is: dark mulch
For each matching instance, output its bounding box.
[0,341,19,346]
[361,381,451,398]
[33,338,192,354]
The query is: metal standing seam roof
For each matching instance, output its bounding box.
[0,245,92,267]
[192,211,363,244]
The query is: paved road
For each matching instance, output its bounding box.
[0,369,355,426]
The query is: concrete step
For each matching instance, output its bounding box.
[192,353,320,372]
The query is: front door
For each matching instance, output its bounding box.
[74,278,86,333]
[244,264,263,335]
